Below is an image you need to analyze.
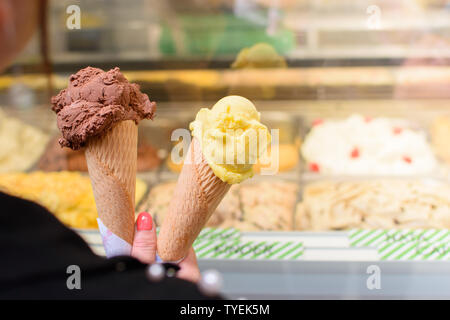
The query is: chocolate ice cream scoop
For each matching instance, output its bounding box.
[51,67,156,150]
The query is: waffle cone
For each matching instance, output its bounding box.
[157,137,231,261]
[85,120,137,245]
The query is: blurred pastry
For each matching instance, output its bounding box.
[240,181,297,231]
[296,179,450,230]
[253,143,299,173]
[137,140,161,171]
[212,184,242,225]
[0,171,147,229]
[167,141,299,174]
[230,43,287,99]
[0,109,49,173]
[166,155,184,173]
[139,180,297,232]
[138,182,176,226]
[232,43,287,69]
[166,157,183,173]
[166,140,186,173]
[431,115,450,163]
[37,138,88,171]
[301,114,437,175]
[37,137,161,172]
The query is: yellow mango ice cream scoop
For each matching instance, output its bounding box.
[157,96,271,262]
[190,95,271,184]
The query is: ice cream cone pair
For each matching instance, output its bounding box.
[52,68,269,263]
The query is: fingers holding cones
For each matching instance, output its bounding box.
[132,212,200,282]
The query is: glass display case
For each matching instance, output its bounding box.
[1,0,450,299]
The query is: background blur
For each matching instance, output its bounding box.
[2,0,450,103]
[2,0,450,299]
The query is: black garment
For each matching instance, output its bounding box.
[0,192,218,299]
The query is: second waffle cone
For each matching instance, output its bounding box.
[157,137,231,261]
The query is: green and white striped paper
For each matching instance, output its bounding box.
[193,228,304,260]
[196,227,241,241]
[77,226,450,261]
[349,229,450,261]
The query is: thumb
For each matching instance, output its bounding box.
[177,247,201,283]
[131,212,157,264]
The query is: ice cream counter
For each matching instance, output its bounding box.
[74,228,450,298]
[1,98,450,299]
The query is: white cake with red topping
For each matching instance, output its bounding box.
[301,114,437,175]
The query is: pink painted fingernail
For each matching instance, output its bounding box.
[137,212,152,231]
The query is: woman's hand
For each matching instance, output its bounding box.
[130,212,200,283]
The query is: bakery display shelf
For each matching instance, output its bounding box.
[139,170,300,232]
[34,7,450,63]
[3,66,450,101]
[4,95,450,297]
[3,99,450,178]
[284,9,450,60]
